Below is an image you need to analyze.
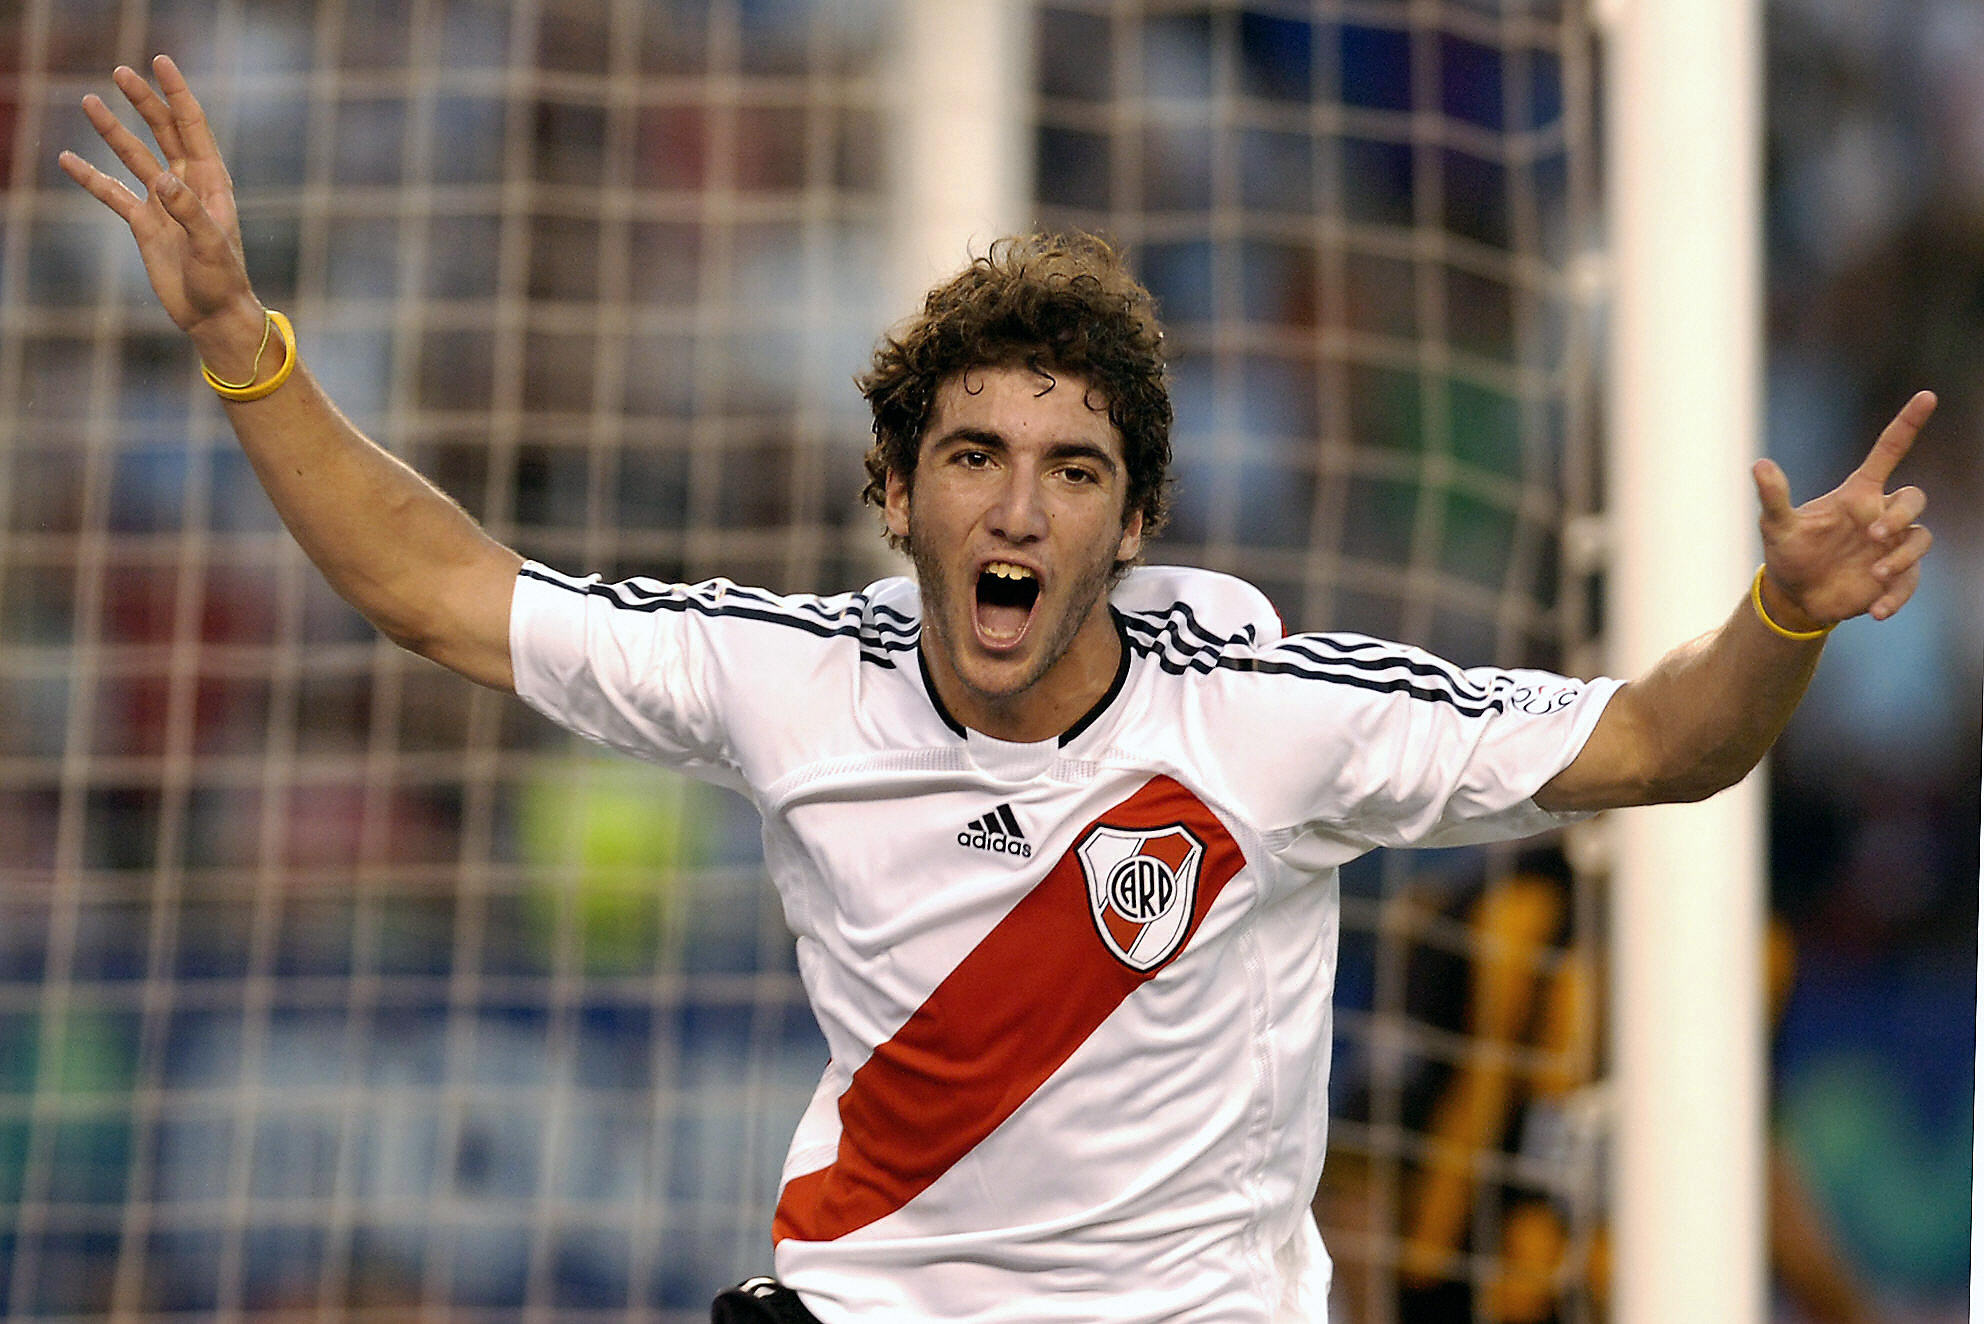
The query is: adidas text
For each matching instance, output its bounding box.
[958,829,1032,858]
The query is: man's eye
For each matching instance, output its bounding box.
[1059,466,1099,484]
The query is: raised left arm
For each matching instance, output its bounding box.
[1535,391,1935,812]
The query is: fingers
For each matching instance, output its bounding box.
[1751,458,1796,527]
[1869,485,1927,540]
[113,63,189,167]
[151,55,224,169]
[1868,561,1921,622]
[1854,389,1936,486]
[81,87,166,185]
[1873,523,1932,583]
[148,170,232,262]
[74,56,220,198]
[66,56,230,235]
[57,149,145,223]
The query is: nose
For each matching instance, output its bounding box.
[986,465,1050,544]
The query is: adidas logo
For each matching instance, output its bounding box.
[958,803,1032,858]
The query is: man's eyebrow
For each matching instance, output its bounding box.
[930,426,1009,452]
[1044,440,1120,472]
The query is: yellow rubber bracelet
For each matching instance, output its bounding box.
[1750,565,1834,642]
[200,309,297,403]
[200,309,272,390]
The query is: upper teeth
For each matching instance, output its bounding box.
[985,562,1035,580]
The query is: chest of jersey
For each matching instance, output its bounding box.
[769,769,1263,1245]
[770,766,1255,1046]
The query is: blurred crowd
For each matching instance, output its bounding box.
[1762,0,1981,1311]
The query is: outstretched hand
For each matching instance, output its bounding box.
[57,55,256,338]
[1752,391,1935,628]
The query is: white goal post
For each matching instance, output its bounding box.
[884,0,1034,348]
[1602,0,1768,1321]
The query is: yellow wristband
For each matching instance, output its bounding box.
[201,310,272,390]
[200,309,298,403]
[1750,565,1833,642]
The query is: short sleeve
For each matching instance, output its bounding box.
[1398,665,1624,846]
[1209,635,1624,860]
[508,563,741,788]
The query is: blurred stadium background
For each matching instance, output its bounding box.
[0,0,1975,1320]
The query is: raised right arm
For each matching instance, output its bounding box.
[59,56,521,691]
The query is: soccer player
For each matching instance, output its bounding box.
[62,56,1933,1324]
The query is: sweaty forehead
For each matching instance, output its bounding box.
[924,364,1120,452]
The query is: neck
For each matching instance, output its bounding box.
[924,607,1123,743]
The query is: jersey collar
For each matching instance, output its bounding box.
[917,609,1133,749]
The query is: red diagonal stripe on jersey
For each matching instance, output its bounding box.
[1102,906,1144,953]
[773,774,1244,1244]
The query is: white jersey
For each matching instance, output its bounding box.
[509,562,1621,1324]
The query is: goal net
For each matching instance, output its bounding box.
[1036,6,1607,1320]
[0,1,1604,1319]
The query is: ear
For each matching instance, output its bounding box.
[1115,507,1144,564]
[884,467,912,540]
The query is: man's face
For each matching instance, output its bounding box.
[885,364,1143,730]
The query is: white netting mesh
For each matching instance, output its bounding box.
[1033,6,1604,1315]
[0,2,1602,1318]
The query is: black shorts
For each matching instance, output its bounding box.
[711,1277,823,1324]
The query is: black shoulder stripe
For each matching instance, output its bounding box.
[1118,612,1258,671]
[1119,604,1493,707]
[595,576,891,635]
[1277,632,1393,657]
[1123,629,1504,716]
[859,634,920,656]
[1118,601,1258,653]
[719,583,917,643]
[1119,628,1237,676]
[1117,614,1240,661]
[523,565,922,662]
[1118,628,1229,673]
[1267,638,1492,703]
[1239,656,1506,715]
[1119,623,1249,679]
[519,564,594,593]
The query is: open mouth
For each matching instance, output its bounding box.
[973,561,1040,646]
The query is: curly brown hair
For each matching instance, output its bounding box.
[858,233,1172,555]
